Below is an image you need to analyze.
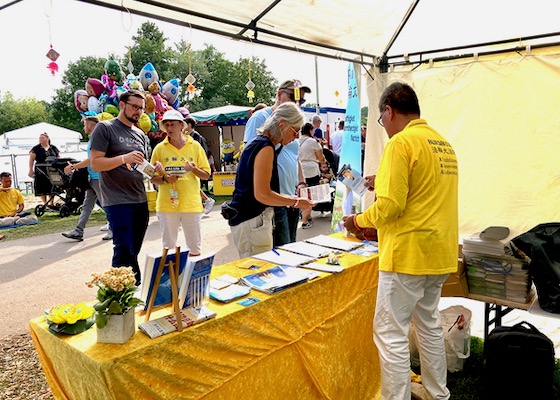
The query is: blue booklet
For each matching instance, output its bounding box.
[141,250,189,310]
[178,254,215,309]
[239,265,312,294]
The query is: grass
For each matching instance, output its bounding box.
[1,192,232,242]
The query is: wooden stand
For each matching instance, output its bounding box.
[144,246,183,332]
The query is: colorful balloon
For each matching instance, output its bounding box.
[138,113,152,133]
[139,62,159,91]
[74,89,89,113]
[85,78,106,98]
[162,79,180,105]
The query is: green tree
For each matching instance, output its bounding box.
[0,92,49,134]
[129,21,175,82]
[361,106,368,126]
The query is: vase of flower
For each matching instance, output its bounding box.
[86,267,144,344]
[96,308,136,344]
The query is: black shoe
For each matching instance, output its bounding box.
[62,231,83,241]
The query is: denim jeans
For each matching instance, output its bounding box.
[104,202,149,285]
[273,206,301,247]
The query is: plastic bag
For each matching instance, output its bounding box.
[409,305,471,372]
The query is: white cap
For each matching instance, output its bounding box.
[161,109,184,122]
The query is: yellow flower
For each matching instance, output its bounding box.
[46,303,94,325]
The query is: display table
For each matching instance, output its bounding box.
[212,171,236,195]
[30,250,380,399]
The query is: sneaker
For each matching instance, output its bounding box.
[100,223,109,231]
[301,221,313,229]
[102,231,113,241]
[203,197,215,215]
[62,230,83,241]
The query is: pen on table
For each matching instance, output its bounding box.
[271,248,280,256]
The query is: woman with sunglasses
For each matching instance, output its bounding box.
[226,102,314,258]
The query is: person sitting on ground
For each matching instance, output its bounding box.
[0,172,37,227]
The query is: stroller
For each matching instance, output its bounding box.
[34,157,90,218]
[311,148,337,214]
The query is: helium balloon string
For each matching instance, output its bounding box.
[121,0,132,32]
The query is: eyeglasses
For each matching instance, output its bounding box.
[288,126,301,137]
[125,102,145,112]
[280,90,306,106]
[377,110,386,127]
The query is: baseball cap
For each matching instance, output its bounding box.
[312,115,322,123]
[161,109,184,122]
[278,79,311,93]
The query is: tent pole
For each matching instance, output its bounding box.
[314,56,320,113]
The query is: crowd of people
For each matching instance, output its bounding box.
[9,81,461,400]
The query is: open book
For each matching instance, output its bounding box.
[337,164,368,196]
[138,306,216,339]
[239,265,315,294]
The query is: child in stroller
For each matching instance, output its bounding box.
[34,157,89,218]
[312,160,336,215]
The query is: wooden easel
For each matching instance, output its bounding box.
[144,246,183,332]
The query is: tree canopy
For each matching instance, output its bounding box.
[0,93,49,135]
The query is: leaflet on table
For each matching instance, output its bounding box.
[278,241,332,258]
[239,265,315,294]
[178,253,215,309]
[138,306,217,339]
[251,249,315,267]
[336,164,368,196]
[299,183,331,203]
[297,262,344,273]
[210,284,252,303]
[209,274,239,290]
[349,240,379,256]
[305,234,363,251]
[141,250,190,310]
[136,159,156,179]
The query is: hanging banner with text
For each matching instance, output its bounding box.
[331,62,362,232]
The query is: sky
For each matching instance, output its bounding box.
[0,0,355,109]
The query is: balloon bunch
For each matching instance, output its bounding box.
[74,60,188,139]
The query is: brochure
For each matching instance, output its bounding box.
[278,241,332,258]
[305,234,363,251]
[164,165,187,176]
[336,164,368,196]
[178,253,215,309]
[136,159,156,179]
[239,265,313,294]
[251,249,316,267]
[210,284,252,303]
[141,250,189,310]
[138,306,217,339]
[299,183,332,203]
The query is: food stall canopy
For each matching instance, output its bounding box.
[190,105,252,126]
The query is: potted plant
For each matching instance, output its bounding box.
[86,267,144,344]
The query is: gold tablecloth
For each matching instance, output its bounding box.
[30,250,380,400]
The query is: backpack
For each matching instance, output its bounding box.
[511,223,560,313]
[483,321,556,400]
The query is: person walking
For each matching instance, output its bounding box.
[243,79,311,246]
[61,115,112,242]
[150,110,210,256]
[28,132,60,206]
[344,82,459,400]
[90,89,158,285]
[298,122,325,229]
[228,102,314,258]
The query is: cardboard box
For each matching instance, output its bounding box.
[441,244,469,298]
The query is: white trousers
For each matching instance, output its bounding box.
[230,207,274,259]
[156,212,202,255]
[374,271,450,400]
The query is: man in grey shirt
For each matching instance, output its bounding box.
[90,90,152,285]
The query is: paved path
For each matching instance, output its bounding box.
[0,206,333,339]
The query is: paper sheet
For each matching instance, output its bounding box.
[305,235,363,251]
[251,249,315,267]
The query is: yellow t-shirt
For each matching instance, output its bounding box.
[150,135,210,213]
[356,119,459,275]
[0,187,24,217]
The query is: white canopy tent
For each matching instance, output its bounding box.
[3,0,558,237]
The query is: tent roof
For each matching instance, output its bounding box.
[190,105,252,125]
[76,0,560,65]
[1,122,82,143]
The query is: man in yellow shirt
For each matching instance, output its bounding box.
[344,82,458,400]
[0,172,24,217]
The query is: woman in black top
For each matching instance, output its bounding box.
[28,132,60,205]
[228,102,314,258]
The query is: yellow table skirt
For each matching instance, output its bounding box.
[30,250,380,400]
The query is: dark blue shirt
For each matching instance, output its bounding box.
[229,135,279,226]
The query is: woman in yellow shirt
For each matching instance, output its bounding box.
[150,110,210,256]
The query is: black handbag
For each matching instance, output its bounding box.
[220,201,238,221]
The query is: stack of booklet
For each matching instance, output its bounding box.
[138,307,217,339]
[240,265,318,294]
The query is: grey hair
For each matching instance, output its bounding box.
[258,102,305,142]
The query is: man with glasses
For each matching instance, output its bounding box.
[90,89,156,285]
[344,82,458,400]
[243,79,311,246]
